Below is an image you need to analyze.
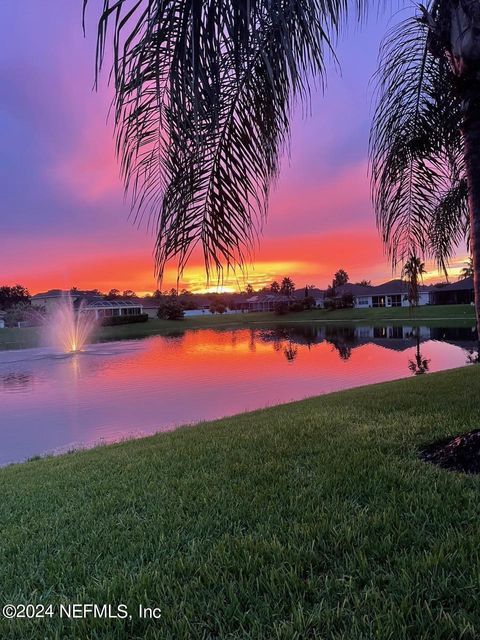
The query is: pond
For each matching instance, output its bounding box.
[0,323,477,465]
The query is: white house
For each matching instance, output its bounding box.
[334,279,430,309]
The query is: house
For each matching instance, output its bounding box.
[81,299,144,321]
[366,279,430,308]
[32,289,103,312]
[136,297,161,319]
[245,293,290,312]
[293,288,325,308]
[245,287,325,313]
[332,280,430,309]
[430,277,474,305]
[331,283,374,307]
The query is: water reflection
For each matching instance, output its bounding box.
[258,323,478,370]
[0,371,33,392]
[408,333,431,376]
[0,323,477,465]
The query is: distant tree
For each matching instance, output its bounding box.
[333,269,349,287]
[458,258,474,281]
[402,256,426,306]
[356,279,372,287]
[157,298,184,320]
[122,289,137,298]
[280,277,295,296]
[245,284,255,295]
[270,281,280,294]
[168,288,178,297]
[152,289,163,298]
[106,288,121,299]
[209,300,227,314]
[0,285,30,311]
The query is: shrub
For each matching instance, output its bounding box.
[157,300,185,320]
[289,302,304,312]
[274,301,289,315]
[303,295,316,310]
[209,302,227,314]
[101,313,149,326]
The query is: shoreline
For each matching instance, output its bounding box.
[0,304,476,351]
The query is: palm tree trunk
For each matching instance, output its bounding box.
[463,105,480,350]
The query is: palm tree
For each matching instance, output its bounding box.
[370,1,480,332]
[458,257,474,280]
[270,281,280,295]
[402,255,426,306]
[84,1,480,334]
[280,277,295,296]
[83,0,372,282]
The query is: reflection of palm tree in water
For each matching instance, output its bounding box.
[283,342,298,363]
[408,331,430,376]
[325,327,354,361]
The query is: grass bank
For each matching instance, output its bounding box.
[2,366,480,638]
[0,304,475,351]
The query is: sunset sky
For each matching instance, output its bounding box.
[0,2,468,295]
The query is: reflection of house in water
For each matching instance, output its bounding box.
[430,326,478,350]
[257,323,477,363]
[353,325,431,351]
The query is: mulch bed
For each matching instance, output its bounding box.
[419,430,480,474]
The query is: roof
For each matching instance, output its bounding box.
[370,279,429,295]
[83,299,143,309]
[334,283,373,297]
[293,288,325,300]
[332,279,430,298]
[246,293,291,303]
[32,289,104,300]
[32,289,67,299]
[432,276,474,292]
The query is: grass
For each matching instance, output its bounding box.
[1,366,480,638]
[0,304,475,351]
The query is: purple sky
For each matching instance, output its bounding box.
[0,2,465,294]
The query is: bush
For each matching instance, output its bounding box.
[209,302,227,314]
[101,313,149,326]
[303,295,316,310]
[289,302,304,312]
[4,302,38,327]
[274,301,289,315]
[157,300,185,320]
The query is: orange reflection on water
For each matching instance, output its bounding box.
[0,325,475,465]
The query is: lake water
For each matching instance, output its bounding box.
[0,323,477,465]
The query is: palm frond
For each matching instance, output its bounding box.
[370,7,466,270]
[429,177,469,274]
[83,0,372,281]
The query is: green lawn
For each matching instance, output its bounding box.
[0,304,475,351]
[2,366,480,638]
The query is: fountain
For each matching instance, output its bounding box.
[42,294,97,353]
